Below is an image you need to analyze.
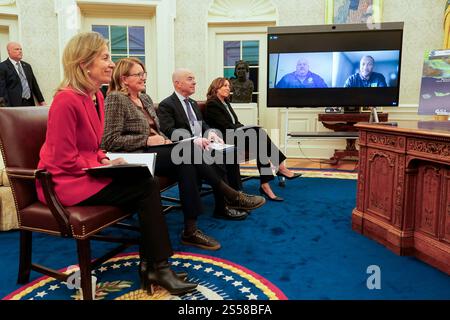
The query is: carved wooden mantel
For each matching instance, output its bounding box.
[353,120,450,275]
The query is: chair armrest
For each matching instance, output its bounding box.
[6,167,72,237]
[6,167,39,179]
[34,170,72,237]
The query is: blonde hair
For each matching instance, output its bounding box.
[57,32,109,95]
[206,77,230,102]
[109,57,146,95]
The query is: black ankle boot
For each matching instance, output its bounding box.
[139,260,188,283]
[142,260,197,295]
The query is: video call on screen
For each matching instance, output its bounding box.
[266,29,403,108]
[269,50,400,89]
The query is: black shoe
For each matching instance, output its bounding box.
[181,229,221,250]
[276,172,302,180]
[259,187,284,202]
[143,260,197,295]
[225,192,266,210]
[214,207,248,220]
[140,260,187,282]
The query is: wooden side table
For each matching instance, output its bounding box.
[318,113,389,164]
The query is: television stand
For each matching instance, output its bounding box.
[343,106,360,113]
[318,112,389,164]
[369,106,379,123]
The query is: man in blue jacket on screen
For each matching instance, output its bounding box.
[275,58,328,88]
[344,55,387,88]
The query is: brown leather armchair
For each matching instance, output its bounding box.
[0,107,139,300]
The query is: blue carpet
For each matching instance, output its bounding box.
[1,177,449,299]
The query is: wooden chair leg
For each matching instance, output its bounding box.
[17,230,32,284]
[76,239,93,300]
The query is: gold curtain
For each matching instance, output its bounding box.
[445,0,450,48]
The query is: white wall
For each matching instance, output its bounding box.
[0,0,446,157]
[17,0,60,103]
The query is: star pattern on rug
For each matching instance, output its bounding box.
[6,253,286,301]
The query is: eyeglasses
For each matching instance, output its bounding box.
[127,72,147,79]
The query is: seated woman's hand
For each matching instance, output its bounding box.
[111,157,127,165]
[147,135,166,146]
[101,157,127,165]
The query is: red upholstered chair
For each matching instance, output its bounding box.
[0,107,139,300]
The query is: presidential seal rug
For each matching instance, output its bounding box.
[3,252,287,300]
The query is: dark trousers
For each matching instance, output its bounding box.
[79,176,173,262]
[254,128,286,184]
[146,144,227,217]
[226,127,286,184]
[223,163,242,190]
[21,98,34,106]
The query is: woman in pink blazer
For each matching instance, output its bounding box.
[36,32,196,295]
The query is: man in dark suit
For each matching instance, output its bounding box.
[0,42,46,107]
[157,68,250,221]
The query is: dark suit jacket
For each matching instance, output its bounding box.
[157,92,211,140]
[204,98,244,136]
[0,59,44,106]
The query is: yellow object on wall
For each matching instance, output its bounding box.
[445,0,450,48]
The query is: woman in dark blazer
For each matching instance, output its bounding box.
[205,77,301,201]
[102,59,265,251]
[37,32,196,295]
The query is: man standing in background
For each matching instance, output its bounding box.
[0,42,45,106]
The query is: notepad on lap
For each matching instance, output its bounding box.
[83,153,157,177]
[106,152,157,176]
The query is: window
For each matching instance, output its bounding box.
[223,40,260,103]
[92,25,145,64]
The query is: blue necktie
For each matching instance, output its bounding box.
[184,98,201,136]
[184,99,197,124]
[16,62,31,100]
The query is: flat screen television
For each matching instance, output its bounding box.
[267,22,404,109]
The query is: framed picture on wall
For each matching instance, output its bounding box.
[325,0,383,24]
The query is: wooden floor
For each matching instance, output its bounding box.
[241,158,358,172]
[285,158,358,171]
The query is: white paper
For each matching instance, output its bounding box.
[106,152,157,176]
[175,136,196,144]
[235,125,261,131]
[209,142,234,151]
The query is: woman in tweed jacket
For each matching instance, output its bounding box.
[102,58,264,254]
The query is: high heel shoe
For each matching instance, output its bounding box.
[142,260,197,295]
[259,187,284,202]
[276,171,302,180]
[139,260,188,283]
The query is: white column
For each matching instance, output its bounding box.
[154,0,175,101]
[54,0,81,79]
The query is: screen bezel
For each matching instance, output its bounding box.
[266,22,404,108]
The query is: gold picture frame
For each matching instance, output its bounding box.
[326,0,383,24]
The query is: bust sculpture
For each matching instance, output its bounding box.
[230,60,254,103]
